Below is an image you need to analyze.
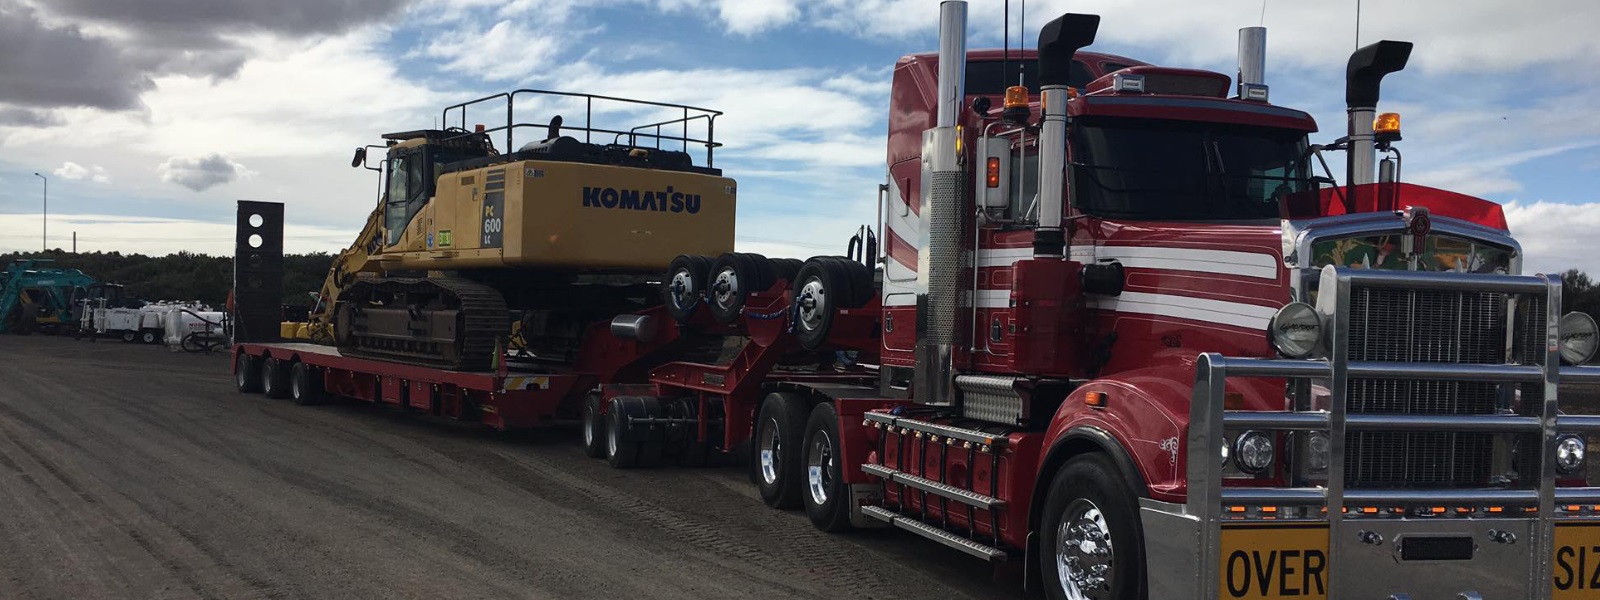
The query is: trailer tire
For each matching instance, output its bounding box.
[289,361,325,406]
[664,254,713,324]
[753,391,809,509]
[235,353,263,394]
[1039,453,1145,600]
[607,396,663,468]
[261,358,290,399]
[581,392,606,458]
[139,329,160,344]
[768,258,804,282]
[802,402,852,532]
[707,252,775,324]
[792,260,842,351]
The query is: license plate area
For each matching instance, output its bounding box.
[1398,535,1474,561]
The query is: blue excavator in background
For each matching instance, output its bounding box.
[0,259,97,334]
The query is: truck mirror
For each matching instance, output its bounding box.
[351,147,367,168]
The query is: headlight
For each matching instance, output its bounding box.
[1234,431,1275,475]
[1303,431,1330,474]
[1559,311,1599,365]
[1556,435,1587,475]
[1268,302,1322,358]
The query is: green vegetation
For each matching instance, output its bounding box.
[0,250,331,309]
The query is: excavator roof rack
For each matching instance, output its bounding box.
[440,89,724,167]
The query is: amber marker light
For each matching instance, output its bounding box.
[1085,391,1108,408]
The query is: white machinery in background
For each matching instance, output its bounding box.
[82,300,224,349]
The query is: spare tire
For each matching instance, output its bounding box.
[707,252,775,324]
[791,258,846,351]
[768,258,804,283]
[664,254,712,324]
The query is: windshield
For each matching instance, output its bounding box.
[1071,117,1312,221]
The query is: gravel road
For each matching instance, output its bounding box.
[0,336,1021,600]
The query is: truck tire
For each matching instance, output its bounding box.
[802,402,852,532]
[664,254,712,324]
[261,358,291,399]
[768,258,804,282]
[581,392,606,458]
[139,329,159,344]
[607,396,663,468]
[791,259,842,351]
[235,354,263,393]
[753,391,809,508]
[289,361,325,406]
[121,331,137,343]
[1039,454,1145,600]
[707,252,775,324]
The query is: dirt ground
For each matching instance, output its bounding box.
[0,336,1020,600]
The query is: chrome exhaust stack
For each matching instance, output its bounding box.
[1236,26,1269,101]
[1343,41,1412,207]
[914,0,969,406]
[1033,13,1100,258]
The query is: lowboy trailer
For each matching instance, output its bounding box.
[233,2,1600,599]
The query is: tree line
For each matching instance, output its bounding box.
[0,249,331,309]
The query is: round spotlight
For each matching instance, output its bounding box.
[1559,312,1599,365]
[1234,431,1275,475]
[1556,435,1587,475]
[1268,302,1322,359]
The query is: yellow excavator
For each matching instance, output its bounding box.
[289,90,737,370]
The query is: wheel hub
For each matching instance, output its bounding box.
[758,418,781,485]
[806,430,834,505]
[796,280,827,331]
[669,270,697,310]
[711,268,739,311]
[1056,499,1115,600]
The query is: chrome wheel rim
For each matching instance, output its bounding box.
[668,270,697,311]
[607,410,620,457]
[758,418,781,485]
[1056,499,1114,600]
[583,403,595,447]
[236,358,246,387]
[711,268,739,312]
[796,279,827,331]
[806,429,834,505]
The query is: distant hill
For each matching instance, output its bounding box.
[0,249,332,309]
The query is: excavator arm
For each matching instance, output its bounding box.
[304,202,389,343]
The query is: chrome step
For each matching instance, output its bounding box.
[862,412,1009,447]
[861,506,1008,561]
[861,463,1006,509]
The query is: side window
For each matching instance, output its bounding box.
[384,156,410,245]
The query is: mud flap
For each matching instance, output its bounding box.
[847,484,888,528]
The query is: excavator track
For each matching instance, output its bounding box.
[334,276,509,371]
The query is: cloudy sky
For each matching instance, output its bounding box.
[0,0,1598,274]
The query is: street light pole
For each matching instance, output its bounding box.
[31,172,46,252]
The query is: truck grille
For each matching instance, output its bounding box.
[1343,286,1546,488]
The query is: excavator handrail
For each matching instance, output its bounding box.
[440,89,724,166]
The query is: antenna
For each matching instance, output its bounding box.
[1355,0,1362,49]
[1260,0,1268,27]
[1004,0,1010,88]
[1019,0,1027,85]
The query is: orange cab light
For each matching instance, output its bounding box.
[1487,506,1504,513]
[1004,85,1030,109]
[1260,506,1278,513]
[1085,391,1108,408]
[1430,507,1446,514]
[1456,507,1474,514]
[1567,505,1583,512]
[1228,506,1246,513]
[986,157,1001,188]
[1361,507,1379,514]
[1373,112,1401,135]
[474,123,486,133]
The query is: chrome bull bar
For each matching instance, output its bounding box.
[1159,267,1600,600]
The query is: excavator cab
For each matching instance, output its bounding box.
[375,129,497,247]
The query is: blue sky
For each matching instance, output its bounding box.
[1,0,1598,273]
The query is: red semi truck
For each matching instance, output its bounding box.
[233,2,1600,598]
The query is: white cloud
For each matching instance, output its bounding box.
[424,19,560,82]
[52,161,110,183]
[713,0,800,35]
[1504,201,1600,276]
[157,153,251,192]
